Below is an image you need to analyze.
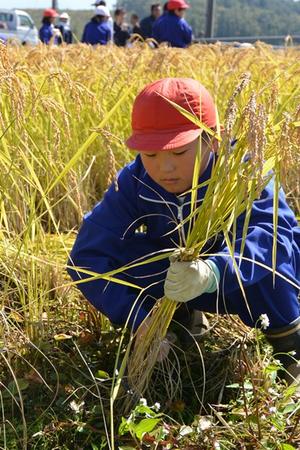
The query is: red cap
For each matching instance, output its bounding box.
[43,8,58,18]
[126,78,217,151]
[167,0,190,10]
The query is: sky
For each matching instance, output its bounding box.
[0,0,114,9]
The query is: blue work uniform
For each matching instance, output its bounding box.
[56,24,73,44]
[82,19,111,45]
[153,12,192,48]
[39,23,57,45]
[68,154,300,332]
[140,15,156,39]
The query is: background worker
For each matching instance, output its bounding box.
[82,5,112,45]
[113,8,130,46]
[68,78,300,390]
[153,0,192,48]
[130,14,143,38]
[140,3,162,39]
[55,12,73,44]
[39,8,59,44]
[92,0,114,42]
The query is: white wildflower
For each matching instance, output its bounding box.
[197,417,212,431]
[179,425,193,437]
[269,406,277,414]
[259,314,270,330]
[153,402,161,411]
[260,414,266,420]
[32,431,44,438]
[139,397,147,406]
[69,400,85,414]
[214,442,221,450]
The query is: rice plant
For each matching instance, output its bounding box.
[0,42,299,449]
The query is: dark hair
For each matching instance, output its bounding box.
[151,3,161,11]
[163,2,168,12]
[97,0,106,5]
[114,8,126,16]
[131,13,139,20]
[42,17,51,24]
[93,14,106,22]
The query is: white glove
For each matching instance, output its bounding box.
[164,258,220,303]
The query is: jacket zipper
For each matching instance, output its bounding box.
[138,194,204,221]
[139,194,187,220]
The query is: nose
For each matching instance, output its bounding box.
[160,155,175,173]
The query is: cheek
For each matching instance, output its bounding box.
[182,154,195,177]
[141,158,157,179]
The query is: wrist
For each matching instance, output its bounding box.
[205,260,220,293]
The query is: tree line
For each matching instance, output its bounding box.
[28,0,300,41]
[119,0,300,38]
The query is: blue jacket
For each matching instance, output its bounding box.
[82,19,111,45]
[68,154,300,331]
[39,23,56,44]
[140,15,156,39]
[152,12,192,48]
[56,24,73,44]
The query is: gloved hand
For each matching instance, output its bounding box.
[135,316,177,362]
[164,257,220,303]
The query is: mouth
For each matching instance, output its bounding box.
[161,178,180,184]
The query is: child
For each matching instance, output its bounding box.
[39,9,59,45]
[153,0,192,48]
[82,6,112,46]
[68,78,300,388]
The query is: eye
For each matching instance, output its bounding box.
[173,150,187,156]
[144,153,156,158]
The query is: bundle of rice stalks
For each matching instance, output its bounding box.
[126,73,296,397]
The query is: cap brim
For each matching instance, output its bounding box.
[126,127,202,151]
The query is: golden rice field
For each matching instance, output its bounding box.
[0,42,299,449]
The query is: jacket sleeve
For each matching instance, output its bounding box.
[67,167,154,330]
[152,22,161,43]
[208,179,299,295]
[107,27,112,42]
[81,25,87,43]
[181,20,192,45]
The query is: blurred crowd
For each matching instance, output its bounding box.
[39,0,193,48]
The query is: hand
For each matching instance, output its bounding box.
[164,258,220,303]
[134,317,176,362]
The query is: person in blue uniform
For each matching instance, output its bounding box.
[140,3,162,39]
[82,5,111,45]
[92,1,114,42]
[39,8,59,45]
[68,78,300,389]
[55,12,73,44]
[153,0,192,48]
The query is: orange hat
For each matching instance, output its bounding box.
[126,78,217,151]
[167,0,190,10]
[43,8,58,18]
